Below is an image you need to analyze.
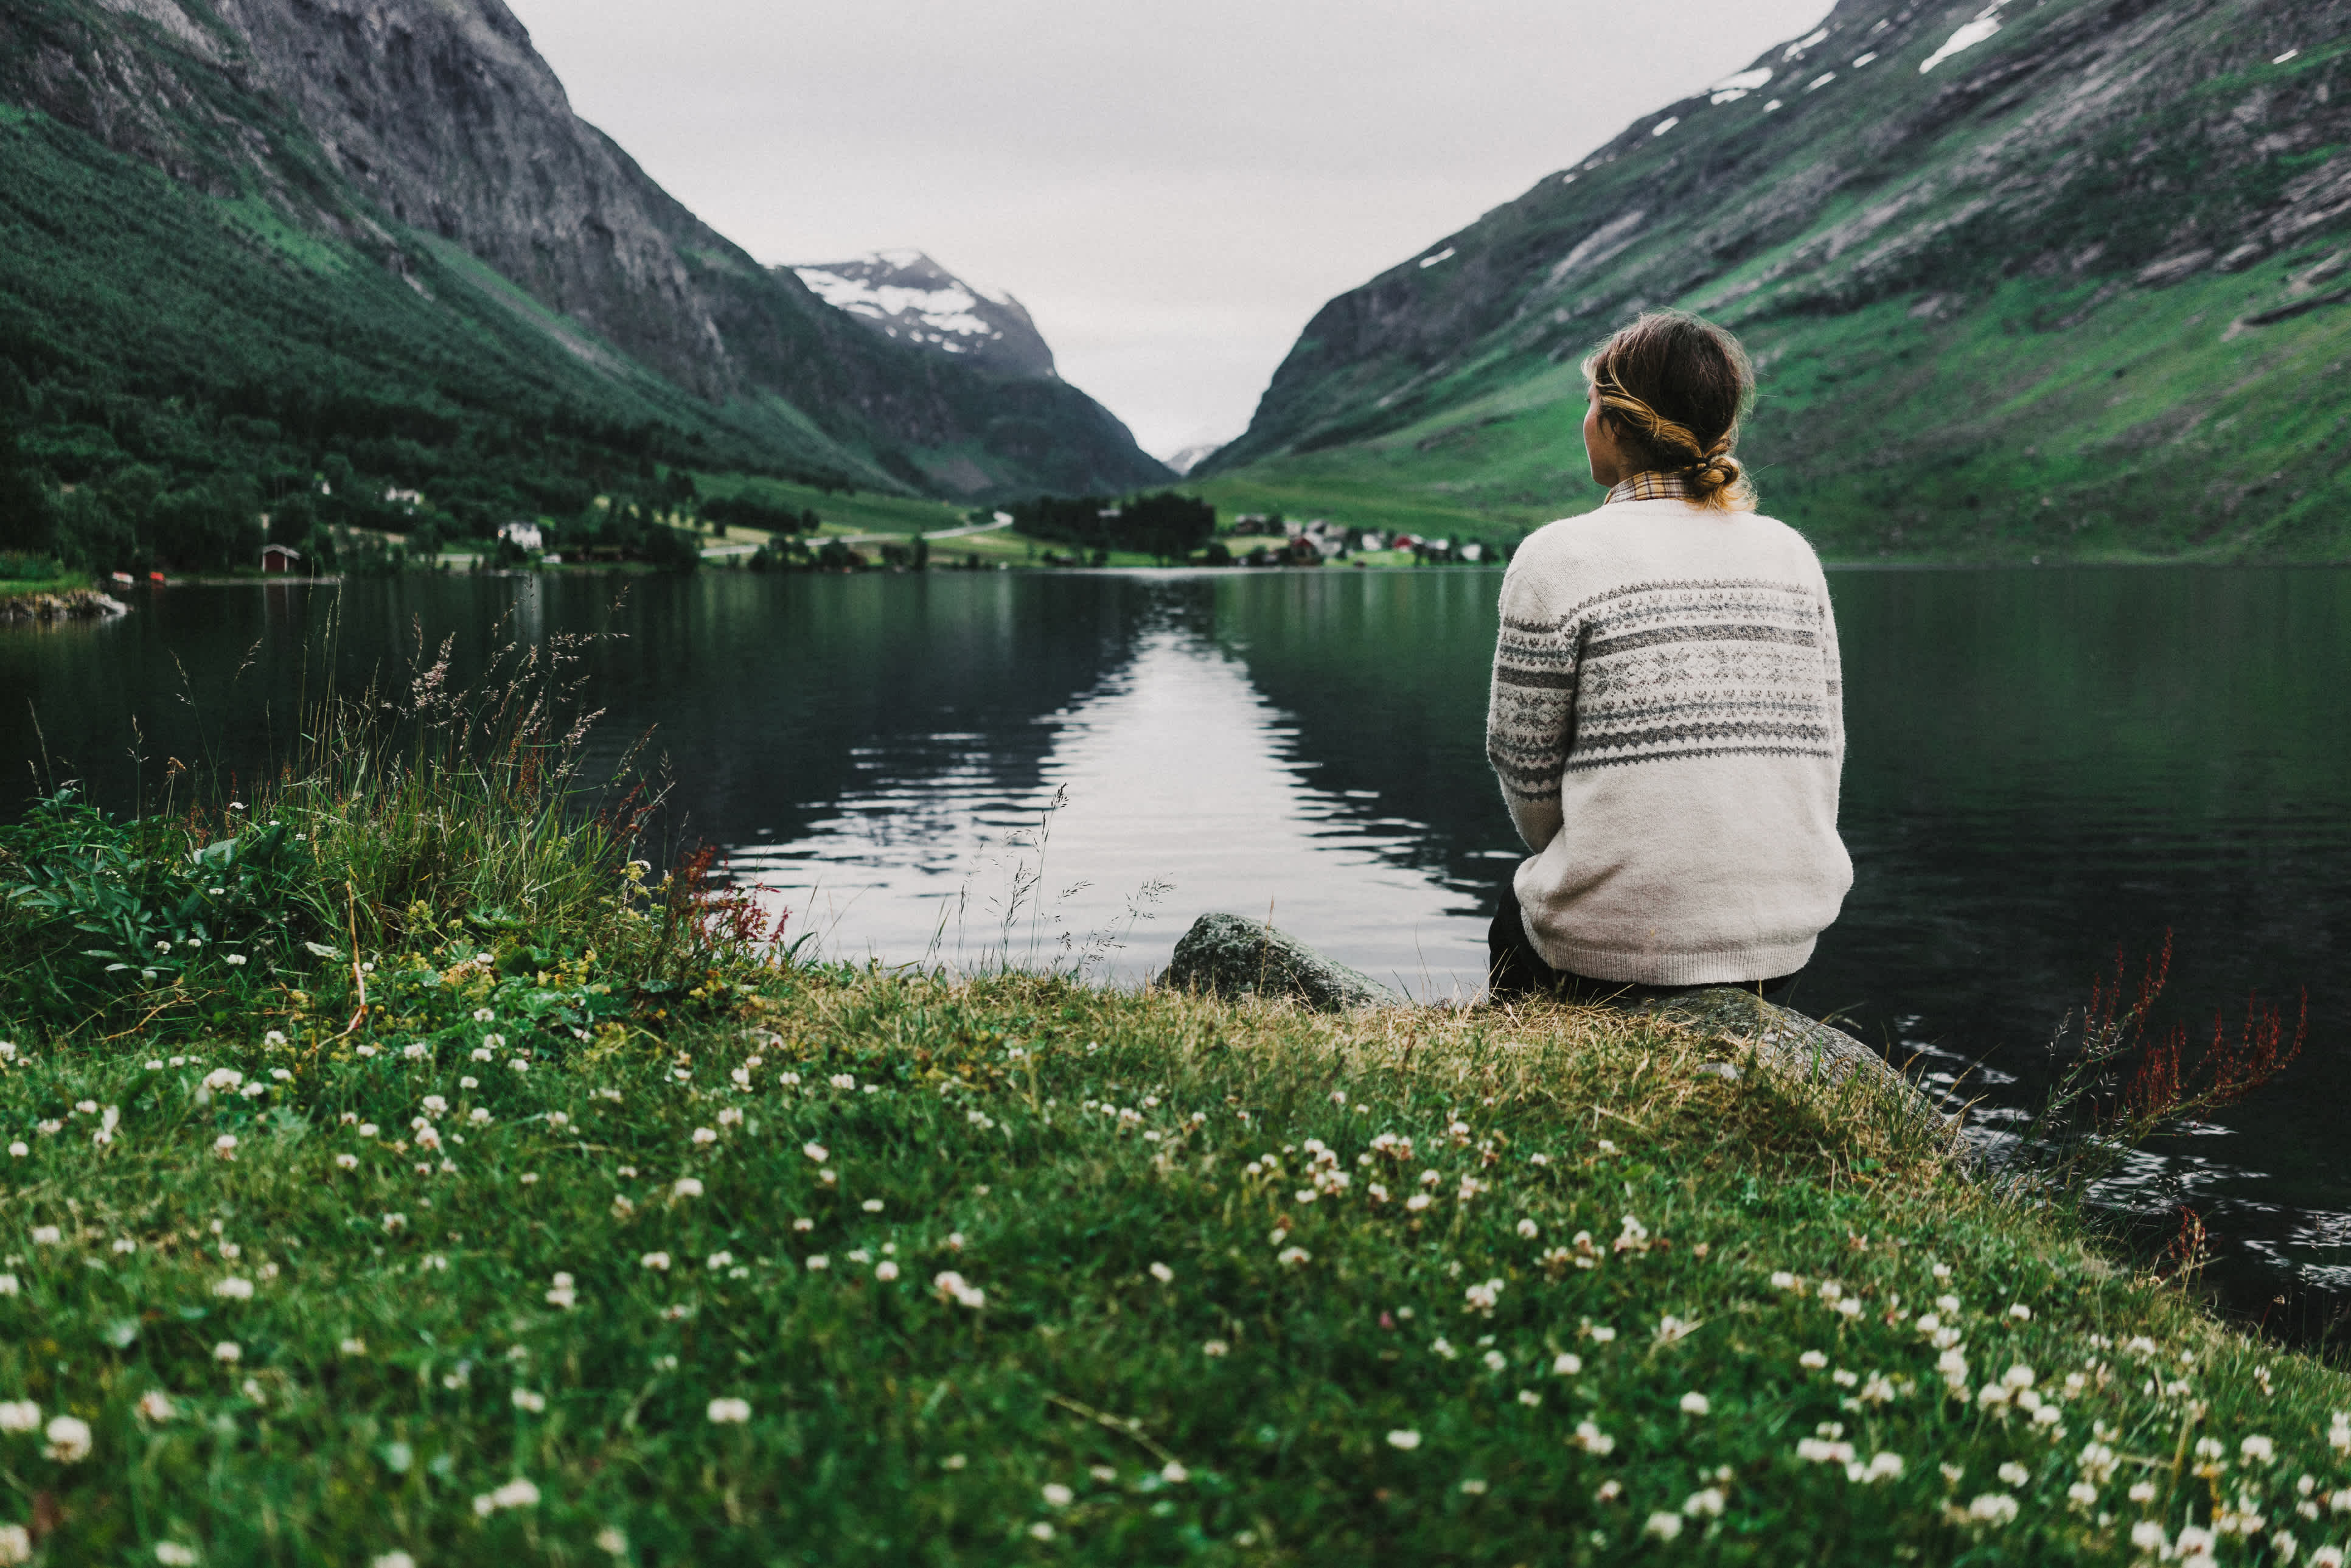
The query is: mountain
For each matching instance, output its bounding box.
[789,251,1059,381]
[1160,442,1227,478]
[1200,0,2351,560]
[0,0,1166,523]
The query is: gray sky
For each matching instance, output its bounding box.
[506,0,1831,459]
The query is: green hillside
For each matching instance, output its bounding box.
[1199,0,2351,562]
[0,0,1168,574]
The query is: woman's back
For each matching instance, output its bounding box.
[1488,481,1850,986]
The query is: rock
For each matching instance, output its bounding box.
[1163,913,1401,1011]
[0,590,129,623]
[1644,987,1962,1151]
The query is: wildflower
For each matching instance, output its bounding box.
[31,1225,61,1246]
[204,1068,244,1092]
[214,1277,254,1300]
[805,1255,830,1272]
[1516,1218,1539,1238]
[225,954,247,967]
[2008,1303,2032,1322]
[2067,1480,2098,1507]
[1203,1340,1229,1357]
[673,1177,704,1198]
[1680,1392,1712,1416]
[262,1030,287,1047]
[1800,1350,1828,1369]
[5,1145,21,1159]
[372,1555,415,1568]
[473,1009,495,1023]
[1685,1487,1727,1517]
[35,1412,89,1465]
[1042,1482,1074,1507]
[803,1141,829,1163]
[2245,1435,2278,1464]
[1405,1193,1433,1213]
[403,1044,429,1060]
[876,1261,900,1281]
[1572,1421,1615,1455]
[1277,1246,1311,1267]
[862,1199,885,1213]
[509,1059,529,1073]
[340,1339,366,1356]
[1028,1524,1055,1542]
[138,1391,173,1422]
[1464,1278,1504,1315]
[468,1109,490,1124]
[1518,1390,1541,1407]
[2128,1479,2158,1504]
[1848,1452,1905,1483]
[1797,1437,1855,1464]
[546,1274,578,1309]
[1431,1337,1458,1360]
[0,1402,37,1432]
[472,1478,540,1514]
[1387,1429,1422,1451]
[692,1127,717,1146]
[641,1252,671,1271]
[335,1153,359,1170]
[1643,1513,1684,1541]
[1554,1352,1583,1375]
[1997,1462,2030,1486]
[830,1075,856,1090]
[708,1398,752,1424]
[933,1271,986,1308]
[595,1530,629,1557]
[717,1107,743,1127]
[1149,1262,1174,1284]
[155,1547,198,1567]
[1968,1494,2020,1525]
[512,1389,546,1413]
[1483,1351,1507,1373]
[2133,1522,2168,1552]
[358,1123,379,1138]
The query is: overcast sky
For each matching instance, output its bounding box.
[505,0,1831,460]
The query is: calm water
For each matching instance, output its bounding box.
[4,566,2348,1330]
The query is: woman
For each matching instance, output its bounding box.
[1485,310,1850,1003]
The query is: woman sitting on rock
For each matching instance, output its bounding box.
[1486,309,1850,1004]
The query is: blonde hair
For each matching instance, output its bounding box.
[1583,310,1758,512]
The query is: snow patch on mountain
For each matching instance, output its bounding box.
[785,251,1054,379]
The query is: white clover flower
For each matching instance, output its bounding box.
[803,1141,829,1163]
[214,1342,242,1363]
[31,1225,61,1246]
[1572,1421,1615,1455]
[673,1177,703,1198]
[1553,1352,1581,1376]
[262,1031,287,1047]
[1796,1437,1855,1465]
[422,1095,448,1115]
[829,1075,856,1091]
[1277,1246,1311,1267]
[468,1108,490,1126]
[546,1274,578,1309]
[381,1213,407,1232]
[335,1152,358,1170]
[1679,1392,1712,1416]
[691,1127,717,1146]
[0,1402,38,1433]
[1517,1389,1541,1407]
[5,1145,23,1159]
[1149,1262,1174,1284]
[2067,1479,2098,1507]
[154,1545,197,1566]
[1386,1429,1421,1451]
[932,1271,985,1308]
[214,1277,254,1300]
[876,1261,900,1281]
[1684,1487,1726,1518]
[2245,1435,2278,1464]
[1482,1351,1506,1373]
[1800,1349,1828,1369]
[512,1389,546,1413]
[1643,1513,1683,1542]
[225,954,247,967]
[640,1252,672,1271]
[138,1391,174,1423]
[1042,1483,1074,1507]
[1202,1339,1229,1357]
[1997,1462,2030,1486]
[1516,1218,1539,1238]
[372,1554,416,1568]
[595,1529,629,1557]
[473,1009,495,1023]
[402,1043,429,1061]
[707,1398,751,1424]
[203,1068,244,1092]
[2008,1303,2032,1322]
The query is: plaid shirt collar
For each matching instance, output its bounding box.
[1603,470,1696,505]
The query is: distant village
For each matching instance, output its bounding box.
[1223,514,1495,566]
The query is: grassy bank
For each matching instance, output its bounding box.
[4,729,2350,1563]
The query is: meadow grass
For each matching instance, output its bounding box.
[4,738,2351,1564]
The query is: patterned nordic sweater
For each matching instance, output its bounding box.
[1486,483,1851,985]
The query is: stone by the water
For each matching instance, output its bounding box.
[1162,912,1399,1011]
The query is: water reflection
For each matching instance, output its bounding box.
[730,618,1488,998]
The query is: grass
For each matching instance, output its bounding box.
[5,699,2351,1561]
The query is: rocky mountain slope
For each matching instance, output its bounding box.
[1201,0,2351,559]
[790,251,1059,382]
[0,0,1165,502]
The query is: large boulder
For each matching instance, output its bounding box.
[1162,913,1400,1011]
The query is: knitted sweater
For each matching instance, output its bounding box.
[1486,481,1851,984]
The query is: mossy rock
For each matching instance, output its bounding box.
[1163,913,1400,1011]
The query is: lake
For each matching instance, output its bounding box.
[4,564,2348,1333]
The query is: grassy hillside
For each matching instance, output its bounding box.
[4,719,2350,1561]
[1200,0,2351,562]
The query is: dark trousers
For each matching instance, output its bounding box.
[1486,879,1799,1006]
